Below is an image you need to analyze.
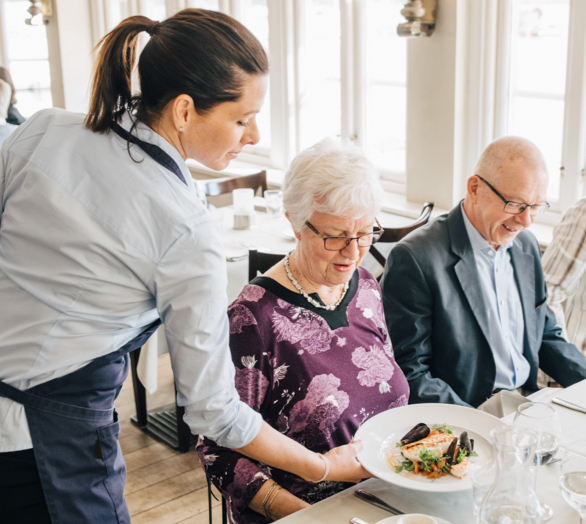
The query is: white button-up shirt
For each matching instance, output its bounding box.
[0,109,261,452]
[461,204,530,390]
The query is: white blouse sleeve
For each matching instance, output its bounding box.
[153,215,262,449]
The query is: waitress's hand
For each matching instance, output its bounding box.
[321,440,373,483]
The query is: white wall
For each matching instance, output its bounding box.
[406,0,470,210]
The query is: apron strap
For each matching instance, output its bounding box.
[0,380,113,422]
[29,319,162,397]
[111,122,188,186]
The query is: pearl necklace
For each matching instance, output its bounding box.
[284,252,349,311]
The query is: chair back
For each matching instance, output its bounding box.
[369,202,434,271]
[204,170,267,197]
[248,249,287,282]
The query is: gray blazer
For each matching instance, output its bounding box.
[380,204,586,408]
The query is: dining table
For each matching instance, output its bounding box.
[277,381,586,524]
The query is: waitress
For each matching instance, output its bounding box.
[0,9,369,524]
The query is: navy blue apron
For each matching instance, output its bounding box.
[0,123,190,523]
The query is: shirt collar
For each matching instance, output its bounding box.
[460,202,513,253]
[117,112,197,193]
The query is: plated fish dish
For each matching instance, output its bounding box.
[386,423,478,480]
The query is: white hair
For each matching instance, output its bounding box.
[283,138,383,232]
[474,136,548,183]
[0,79,10,121]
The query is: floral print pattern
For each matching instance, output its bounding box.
[196,268,409,524]
[351,345,395,393]
[240,285,265,303]
[355,278,386,329]
[235,356,269,411]
[229,304,257,334]
[272,305,334,354]
[288,374,349,438]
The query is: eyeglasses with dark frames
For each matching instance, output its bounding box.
[475,175,550,216]
[305,219,384,251]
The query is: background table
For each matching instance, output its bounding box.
[277,384,586,524]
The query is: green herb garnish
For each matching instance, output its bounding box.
[431,423,454,434]
[418,449,451,474]
[456,448,467,464]
[394,460,414,473]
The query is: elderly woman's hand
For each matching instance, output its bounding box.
[323,441,373,483]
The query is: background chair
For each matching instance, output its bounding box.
[369,202,434,278]
[204,170,267,208]
[129,347,196,454]
[248,249,287,281]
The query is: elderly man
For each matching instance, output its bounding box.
[381,136,586,410]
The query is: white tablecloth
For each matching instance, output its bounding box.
[277,383,586,524]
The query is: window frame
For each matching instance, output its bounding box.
[492,0,586,219]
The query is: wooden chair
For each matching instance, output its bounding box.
[204,170,267,208]
[369,202,434,274]
[248,249,287,281]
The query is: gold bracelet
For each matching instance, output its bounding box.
[261,481,279,519]
[265,485,283,521]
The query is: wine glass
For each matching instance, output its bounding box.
[513,402,562,521]
[560,440,586,524]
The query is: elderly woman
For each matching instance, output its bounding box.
[197,138,409,523]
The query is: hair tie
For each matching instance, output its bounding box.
[145,20,159,36]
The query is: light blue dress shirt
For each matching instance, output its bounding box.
[461,204,530,390]
[0,108,261,452]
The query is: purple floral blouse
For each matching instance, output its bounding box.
[196,267,409,524]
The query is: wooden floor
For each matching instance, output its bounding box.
[115,354,223,524]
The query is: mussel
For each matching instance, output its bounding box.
[460,432,473,454]
[399,423,430,446]
[446,437,460,465]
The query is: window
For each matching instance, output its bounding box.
[502,0,570,202]
[363,0,407,181]
[87,1,408,186]
[495,0,586,213]
[236,0,408,187]
[1,0,52,118]
[237,0,270,153]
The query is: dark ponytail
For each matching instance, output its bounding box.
[85,9,269,134]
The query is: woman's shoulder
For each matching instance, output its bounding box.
[231,283,274,308]
[356,266,380,286]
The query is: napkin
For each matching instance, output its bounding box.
[137,328,160,394]
[552,379,586,414]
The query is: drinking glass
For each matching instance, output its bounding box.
[559,440,586,524]
[264,189,283,219]
[513,402,562,521]
[471,466,497,522]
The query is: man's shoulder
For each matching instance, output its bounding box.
[514,228,540,254]
[394,212,452,258]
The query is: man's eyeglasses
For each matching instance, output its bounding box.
[305,219,384,251]
[475,175,550,216]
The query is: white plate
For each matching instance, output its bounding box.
[375,515,452,524]
[355,404,502,493]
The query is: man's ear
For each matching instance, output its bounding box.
[467,175,481,204]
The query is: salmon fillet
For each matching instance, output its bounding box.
[401,432,456,462]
